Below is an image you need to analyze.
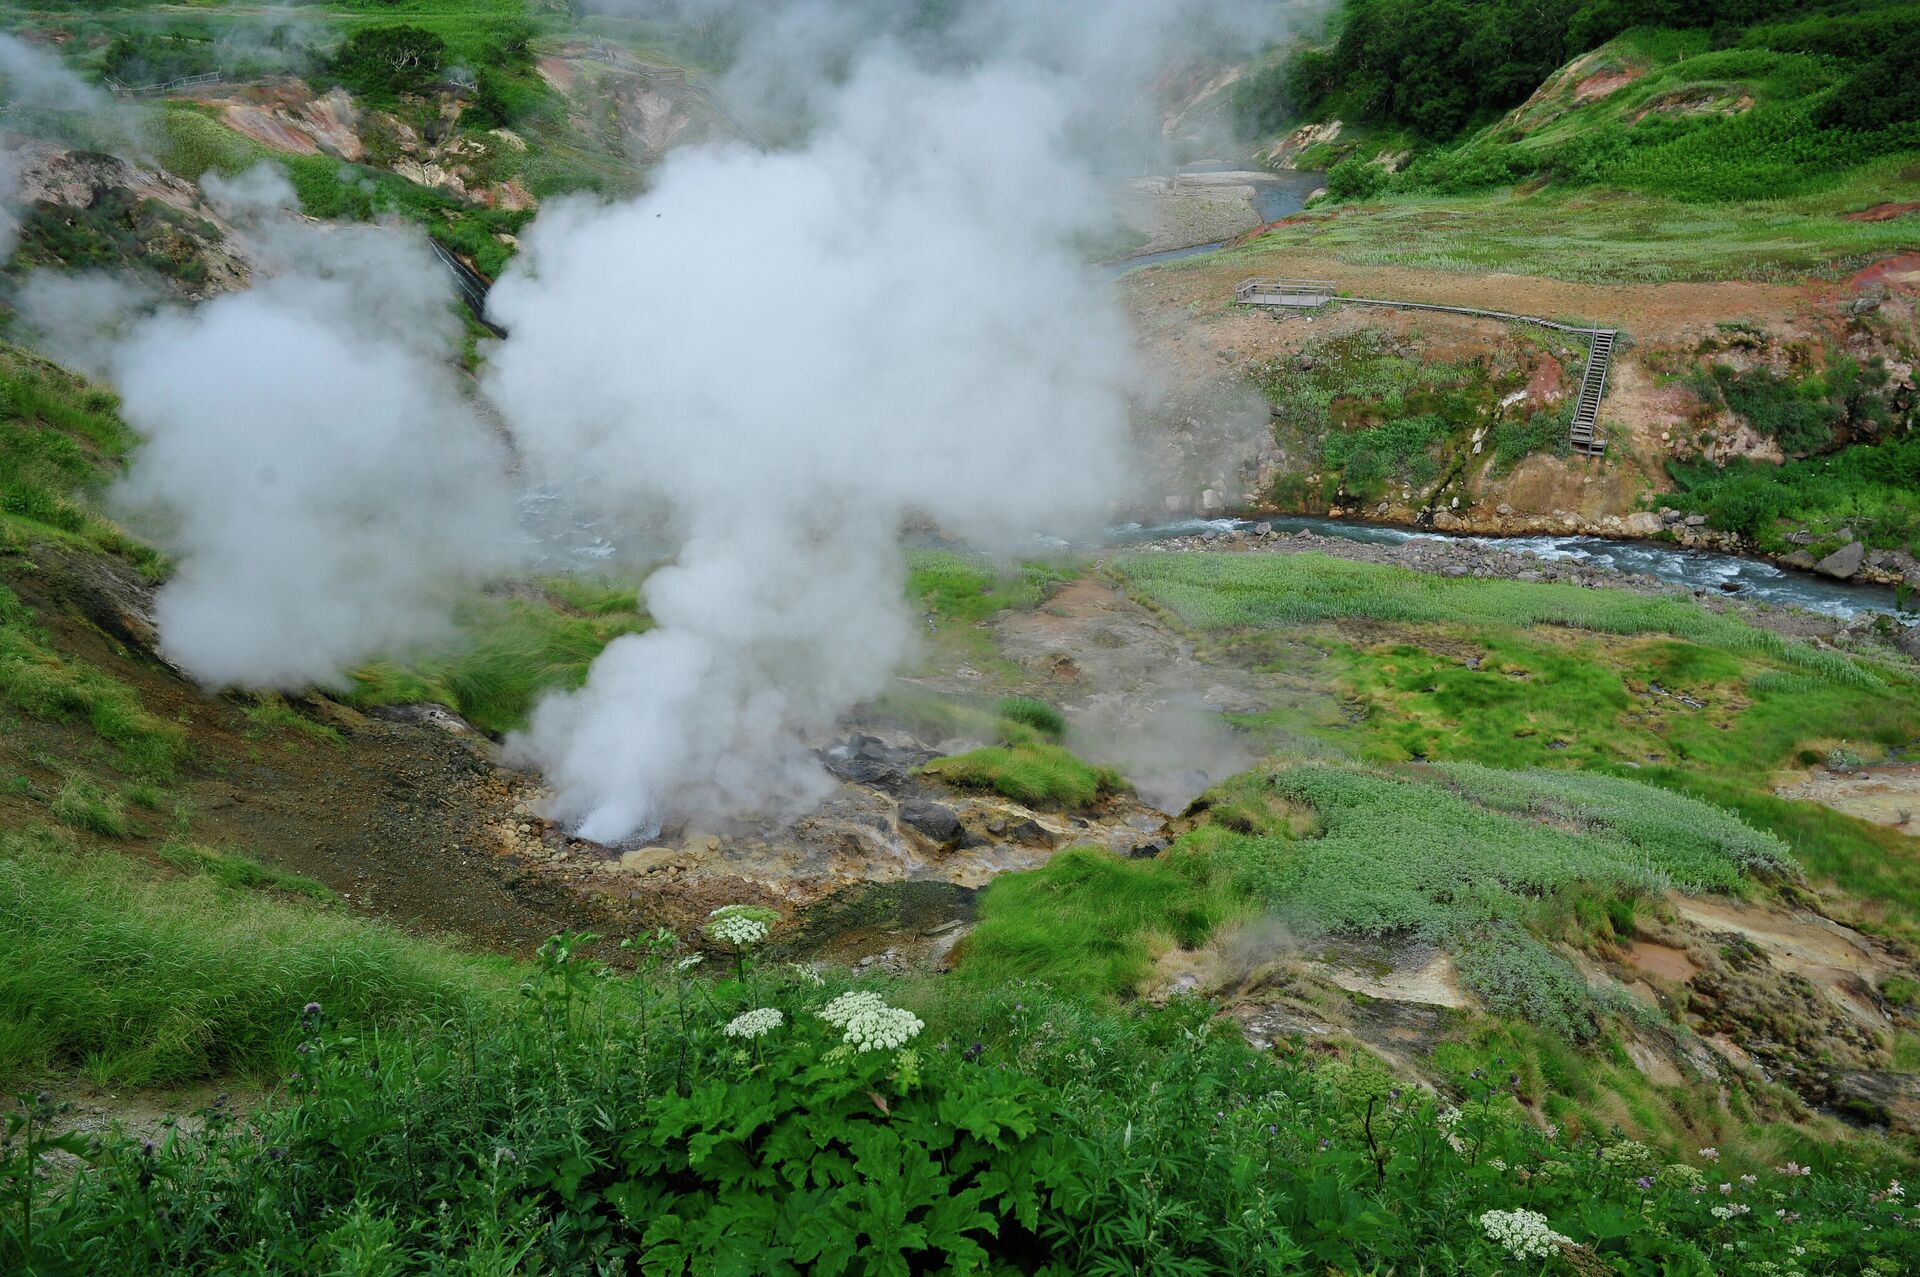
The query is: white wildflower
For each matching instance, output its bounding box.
[1889,1179,1905,1198]
[710,910,768,952]
[843,1004,924,1052]
[675,954,705,971]
[786,963,827,987]
[722,1007,784,1040]
[1436,1105,1463,1130]
[1699,1147,1720,1161]
[1480,1209,1571,1260]
[1711,1203,1751,1220]
[819,990,889,1028]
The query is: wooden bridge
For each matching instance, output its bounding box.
[1237,278,1615,455]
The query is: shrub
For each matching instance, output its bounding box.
[330,26,447,101]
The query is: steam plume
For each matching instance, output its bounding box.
[79,169,521,687]
[486,52,1140,841]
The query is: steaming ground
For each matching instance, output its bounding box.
[9,0,1309,843]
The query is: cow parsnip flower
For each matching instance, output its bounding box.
[722,1007,784,1040]
[1480,1209,1571,1260]
[706,906,772,948]
[819,990,922,1051]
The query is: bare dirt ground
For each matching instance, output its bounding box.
[1775,763,1920,830]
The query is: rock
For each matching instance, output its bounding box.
[1253,521,1272,535]
[1815,541,1866,579]
[1783,550,1818,570]
[1201,488,1225,512]
[1622,511,1663,536]
[1496,503,1513,516]
[898,800,966,850]
[1684,514,1707,526]
[1786,530,1815,545]
[1661,508,1682,523]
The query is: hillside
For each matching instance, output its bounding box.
[5,1,1920,1273]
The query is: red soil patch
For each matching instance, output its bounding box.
[1572,69,1638,104]
[1846,202,1920,223]
[1525,354,1565,406]
[1625,941,1700,985]
[1844,252,1920,292]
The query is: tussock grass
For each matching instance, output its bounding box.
[959,846,1240,999]
[994,696,1066,740]
[348,581,650,734]
[0,828,501,1085]
[921,742,1125,809]
[1114,551,1884,688]
[51,776,130,838]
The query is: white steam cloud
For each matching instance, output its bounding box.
[78,169,521,687]
[487,54,1137,841]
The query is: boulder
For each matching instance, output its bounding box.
[1815,541,1867,579]
[1622,511,1663,536]
[1783,550,1818,570]
[898,800,967,850]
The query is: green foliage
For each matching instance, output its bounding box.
[961,846,1240,998]
[11,930,1915,1273]
[0,345,150,561]
[1665,433,1920,552]
[0,583,187,779]
[1487,406,1571,473]
[10,188,218,288]
[1180,761,1786,1037]
[0,828,496,1085]
[330,25,448,102]
[155,106,531,278]
[1322,414,1450,495]
[51,775,130,838]
[241,700,346,749]
[1709,363,1842,454]
[921,743,1125,809]
[994,696,1066,740]
[906,549,1073,623]
[348,580,650,735]
[153,840,334,902]
[1325,154,1389,201]
[1113,550,1881,688]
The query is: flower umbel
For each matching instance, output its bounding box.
[722,1008,784,1040]
[1480,1209,1571,1261]
[819,990,923,1052]
[706,905,773,948]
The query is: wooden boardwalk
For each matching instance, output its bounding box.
[1237,279,1613,455]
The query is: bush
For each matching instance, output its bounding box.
[1325,154,1388,202]
[330,26,448,101]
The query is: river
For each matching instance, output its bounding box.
[1110,515,1907,621]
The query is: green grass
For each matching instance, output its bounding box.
[920,742,1125,809]
[241,699,346,749]
[994,696,1066,740]
[905,549,1075,623]
[50,775,130,838]
[958,845,1240,999]
[0,343,154,564]
[347,580,649,734]
[0,583,188,779]
[154,839,334,902]
[1665,434,1920,556]
[1209,152,1920,284]
[0,826,500,1085]
[1113,551,1887,688]
[155,104,530,278]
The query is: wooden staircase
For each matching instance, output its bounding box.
[1570,329,1616,456]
